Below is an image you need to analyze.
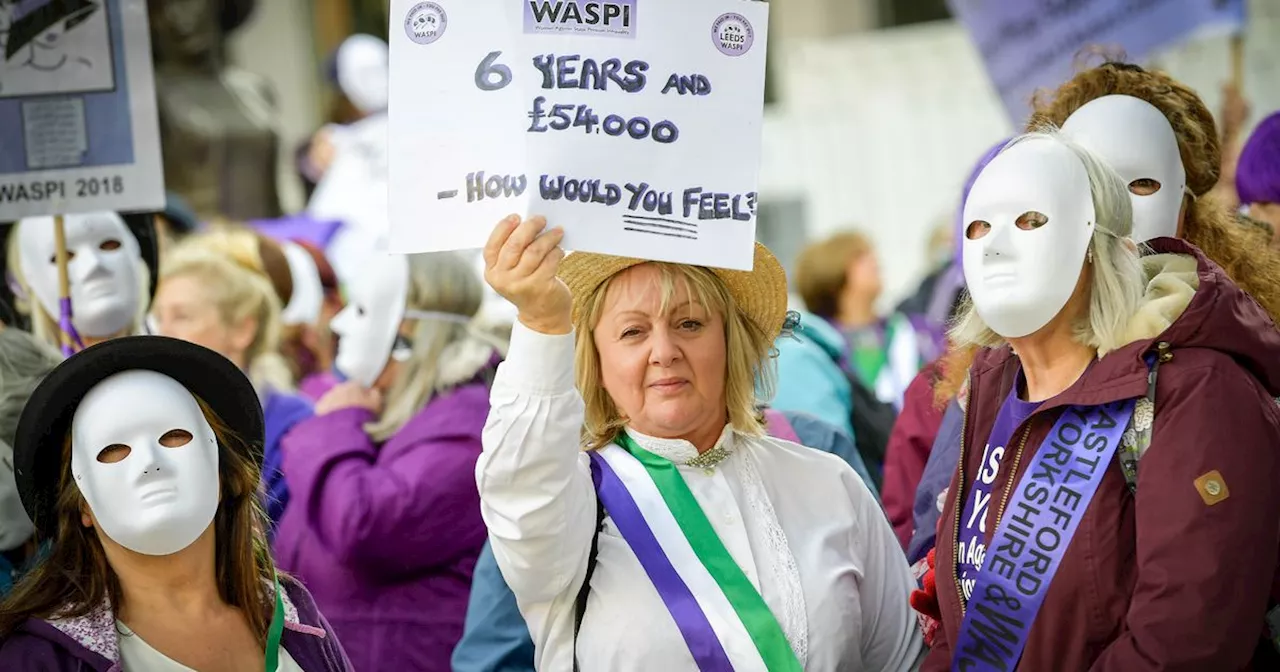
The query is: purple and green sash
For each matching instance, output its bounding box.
[952,399,1135,671]
[587,433,802,672]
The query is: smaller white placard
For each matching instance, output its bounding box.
[0,0,165,219]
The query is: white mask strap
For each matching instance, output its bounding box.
[389,310,473,361]
[402,309,472,325]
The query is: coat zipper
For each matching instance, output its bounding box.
[992,427,1033,533]
[953,374,971,618]
[952,377,1034,619]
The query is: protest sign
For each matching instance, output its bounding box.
[388,0,769,270]
[0,0,164,220]
[949,0,1245,126]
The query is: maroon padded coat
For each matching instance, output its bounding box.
[926,238,1280,671]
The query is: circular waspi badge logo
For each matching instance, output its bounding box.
[711,13,754,57]
[405,2,447,45]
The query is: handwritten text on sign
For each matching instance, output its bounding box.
[388,0,769,270]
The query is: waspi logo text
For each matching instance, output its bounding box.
[524,0,637,39]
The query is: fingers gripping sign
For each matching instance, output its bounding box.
[484,215,572,335]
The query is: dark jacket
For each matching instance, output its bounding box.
[262,389,315,532]
[926,238,1280,671]
[906,397,964,566]
[0,577,352,671]
[881,360,946,549]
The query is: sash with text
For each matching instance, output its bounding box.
[952,399,1136,671]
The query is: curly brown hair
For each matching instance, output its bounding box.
[935,61,1280,404]
[1028,60,1221,196]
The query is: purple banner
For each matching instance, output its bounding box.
[58,296,84,357]
[523,0,637,39]
[588,452,734,671]
[950,399,1136,671]
[948,0,1245,126]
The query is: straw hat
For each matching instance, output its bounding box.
[557,242,790,340]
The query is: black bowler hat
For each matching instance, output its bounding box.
[13,336,264,539]
[0,212,161,331]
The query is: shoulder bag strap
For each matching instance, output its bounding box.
[572,494,607,672]
[1119,351,1162,494]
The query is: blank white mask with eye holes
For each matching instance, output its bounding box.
[70,370,220,556]
[962,136,1097,339]
[1062,95,1188,242]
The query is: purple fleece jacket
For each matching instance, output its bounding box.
[0,578,351,671]
[272,377,492,672]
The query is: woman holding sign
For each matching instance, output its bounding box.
[478,216,925,670]
[915,131,1280,670]
[0,336,352,671]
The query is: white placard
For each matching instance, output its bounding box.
[389,0,769,270]
[0,0,164,219]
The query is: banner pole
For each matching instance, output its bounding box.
[53,214,75,356]
[1230,33,1245,92]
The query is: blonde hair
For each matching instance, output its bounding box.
[573,263,774,450]
[949,131,1145,356]
[794,231,873,320]
[366,252,503,442]
[4,225,151,352]
[159,240,294,394]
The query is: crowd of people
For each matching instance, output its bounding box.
[0,31,1279,672]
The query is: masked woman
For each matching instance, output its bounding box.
[478,216,924,670]
[917,130,1280,670]
[151,235,314,532]
[272,251,502,671]
[3,212,159,354]
[1032,61,1280,319]
[0,336,351,670]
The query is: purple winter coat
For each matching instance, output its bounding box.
[0,577,351,671]
[272,375,492,671]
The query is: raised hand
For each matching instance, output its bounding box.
[483,215,572,335]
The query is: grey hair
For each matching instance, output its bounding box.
[950,128,1145,356]
[365,252,506,442]
[0,328,61,449]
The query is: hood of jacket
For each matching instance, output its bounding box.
[970,236,1280,403]
[792,310,847,361]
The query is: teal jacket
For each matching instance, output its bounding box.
[767,311,855,440]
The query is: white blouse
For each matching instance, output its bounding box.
[116,621,305,671]
[476,323,925,671]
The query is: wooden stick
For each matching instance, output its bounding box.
[53,214,71,350]
[1230,33,1245,92]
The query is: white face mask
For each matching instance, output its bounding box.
[16,213,144,338]
[1061,95,1187,242]
[331,253,409,388]
[962,137,1097,338]
[279,242,324,327]
[0,440,34,552]
[70,370,220,556]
